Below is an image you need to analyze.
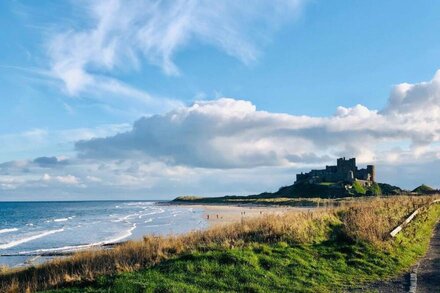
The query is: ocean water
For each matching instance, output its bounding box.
[0,201,207,267]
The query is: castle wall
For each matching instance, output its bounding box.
[367,165,375,182]
[295,158,375,184]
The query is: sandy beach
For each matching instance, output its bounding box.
[0,202,316,266]
[178,204,317,227]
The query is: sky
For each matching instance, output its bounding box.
[1,0,440,200]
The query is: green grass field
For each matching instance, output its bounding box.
[42,203,440,293]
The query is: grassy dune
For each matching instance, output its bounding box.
[1,196,439,292]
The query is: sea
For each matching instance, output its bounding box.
[0,201,207,267]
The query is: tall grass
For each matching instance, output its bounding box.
[340,196,436,244]
[0,195,438,292]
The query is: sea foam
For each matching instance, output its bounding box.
[0,228,18,234]
[17,223,137,255]
[0,229,64,250]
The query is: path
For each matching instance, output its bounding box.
[352,222,440,292]
[417,222,440,292]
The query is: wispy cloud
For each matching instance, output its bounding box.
[47,0,306,95]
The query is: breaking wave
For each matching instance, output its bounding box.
[0,228,18,234]
[0,229,64,250]
[16,224,137,255]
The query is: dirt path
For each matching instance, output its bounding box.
[417,222,440,292]
[352,222,440,292]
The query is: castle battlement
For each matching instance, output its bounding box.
[295,157,375,185]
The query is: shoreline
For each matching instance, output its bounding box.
[172,203,316,227]
[1,203,315,267]
[2,197,439,291]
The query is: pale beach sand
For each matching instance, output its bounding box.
[179,204,317,227]
[15,204,316,267]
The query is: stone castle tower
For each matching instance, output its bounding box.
[295,157,375,185]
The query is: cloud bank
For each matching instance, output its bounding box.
[76,70,440,169]
[2,70,440,199]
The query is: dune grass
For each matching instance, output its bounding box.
[44,241,397,293]
[1,196,439,292]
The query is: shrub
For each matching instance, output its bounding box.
[352,181,366,195]
[366,182,382,196]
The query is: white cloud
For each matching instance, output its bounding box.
[54,174,80,185]
[76,92,440,170]
[47,0,306,94]
[41,173,81,185]
[383,70,440,147]
[3,70,440,198]
[72,71,440,190]
[0,176,21,190]
[385,70,440,116]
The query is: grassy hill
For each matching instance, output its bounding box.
[412,184,436,194]
[173,181,403,205]
[1,196,439,292]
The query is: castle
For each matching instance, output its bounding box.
[295,157,375,186]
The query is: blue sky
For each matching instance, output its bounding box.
[1,0,440,200]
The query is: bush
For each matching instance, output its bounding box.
[352,181,366,195]
[366,183,382,196]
